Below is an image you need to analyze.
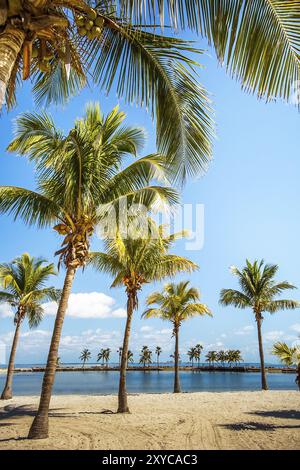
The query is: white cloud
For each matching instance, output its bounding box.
[0,303,13,318]
[234,325,254,336]
[43,292,126,319]
[290,324,300,334]
[140,326,153,332]
[264,330,284,342]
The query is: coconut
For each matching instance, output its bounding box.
[87,9,97,20]
[32,46,39,59]
[78,27,87,36]
[91,26,102,38]
[85,20,94,30]
[76,15,86,26]
[95,16,104,28]
[39,61,51,73]
[87,30,94,41]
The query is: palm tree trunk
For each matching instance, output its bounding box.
[1,317,21,400]
[117,294,134,413]
[256,316,268,391]
[174,326,181,393]
[296,364,300,391]
[0,25,25,105]
[28,266,76,439]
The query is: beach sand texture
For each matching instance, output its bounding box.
[0,391,299,450]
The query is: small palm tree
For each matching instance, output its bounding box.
[217,350,227,367]
[187,347,197,368]
[195,343,203,368]
[0,103,176,439]
[143,281,212,393]
[127,350,134,365]
[205,350,217,367]
[104,348,111,367]
[79,348,91,368]
[272,342,300,391]
[220,260,299,390]
[0,253,59,400]
[139,346,152,368]
[97,348,106,366]
[117,347,123,367]
[90,223,197,412]
[155,346,162,368]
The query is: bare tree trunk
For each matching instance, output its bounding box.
[117,294,134,413]
[28,266,76,439]
[296,364,300,391]
[256,316,268,391]
[0,25,25,105]
[174,326,181,393]
[1,317,21,400]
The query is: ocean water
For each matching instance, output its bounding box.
[0,369,297,395]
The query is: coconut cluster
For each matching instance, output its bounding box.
[76,9,104,40]
[31,41,54,73]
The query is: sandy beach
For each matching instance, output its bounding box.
[0,391,299,450]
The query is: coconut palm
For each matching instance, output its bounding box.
[97,348,106,366]
[230,350,243,367]
[155,346,162,368]
[205,350,217,367]
[220,260,299,390]
[117,347,123,367]
[143,281,212,393]
[1,3,299,183]
[195,343,203,368]
[187,347,197,368]
[104,348,111,367]
[139,346,152,368]
[0,2,218,183]
[0,253,59,400]
[79,348,91,368]
[216,350,227,367]
[90,222,197,412]
[127,350,134,365]
[272,342,300,391]
[0,103,177,439]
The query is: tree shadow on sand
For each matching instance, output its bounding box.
[220,421,300,432]
[247,410,300,420]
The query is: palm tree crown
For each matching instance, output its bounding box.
[220,260,299,318]
[0,253,59,327]
[143,281,212,326]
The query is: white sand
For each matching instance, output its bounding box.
[0,391,299,450]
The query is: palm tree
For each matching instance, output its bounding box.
[220,260,299,390]
[97,348,106,367]
[117,347,123,367]
[104,348,111,367]
[0,2,217,183]
[143,281,212,393]
[139,346,152,368]
[195,343,203,368]
[216,350,227,367]
[127,350,134,365]
[0,103,176,439]
[187,347,197,368]
[90,222,197,412]
[155,346,162,368]
[79,348,91,368]
[231,350,243,367]
[205,350,217,367]
[272,342,300,391]
[1,3,299,183]
[0,253,59,400]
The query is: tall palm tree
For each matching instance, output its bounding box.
[155,346,162,368]
[90,222,197,412]
[143,281,212,393]
[220,260,299,390]
[0,253,59,400]
[79,348,91,368]
[1,3,299,183]
[0,103,176,439]
[139,346,152,368]
[216,350,227,367]
[272,342,300,391]
[0,2,217,183]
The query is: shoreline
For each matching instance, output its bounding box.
[0,391,299,449]
[7,365,297,374]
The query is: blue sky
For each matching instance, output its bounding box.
[0,36,300,365]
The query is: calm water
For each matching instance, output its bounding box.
[0,370,297,395]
